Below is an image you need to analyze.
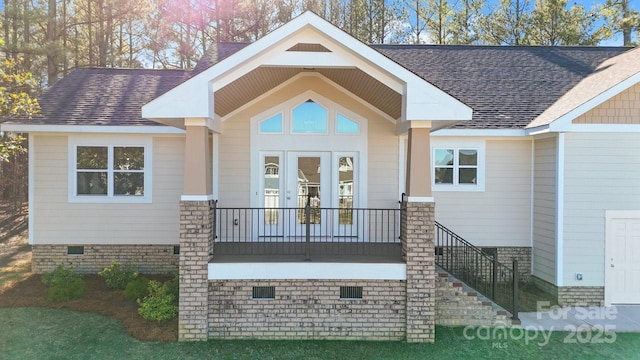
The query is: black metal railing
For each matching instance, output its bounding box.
[435,221,519,321]
[213,199,401,261]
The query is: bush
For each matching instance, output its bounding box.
[98,261,138,289]
[123,277,150,301]
[165,273,179,299]
[137,280,178,322]
[42,265,85,302]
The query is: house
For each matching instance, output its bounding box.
[2,11,639,342]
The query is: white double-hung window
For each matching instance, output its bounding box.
[69,137,152,203]
[432,140,485,191]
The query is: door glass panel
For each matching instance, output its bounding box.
[264,156,280,224]
[338,156,354,224]
[297,156,321,224]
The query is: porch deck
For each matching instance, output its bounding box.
[211,243,403,263]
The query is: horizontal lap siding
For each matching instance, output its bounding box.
[33,135,184,245]
[434,139,532,247]
[563,132,640,286]
[368,118,398,209]
[532,137,557,284]
[218,117,250,206]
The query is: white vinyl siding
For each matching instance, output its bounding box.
[563,132,640,286]
[532,136,557,284]
[434,138,531,247]
[367,114,398,208]
[32,135,184,245]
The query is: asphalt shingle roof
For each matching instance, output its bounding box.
[372,45,630,128]
[5,43,632,129]
[528,46,640,128]
[14,67,189,126]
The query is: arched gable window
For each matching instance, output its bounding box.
[292,100,327,134]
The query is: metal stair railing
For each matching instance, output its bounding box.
[435,221,519,321]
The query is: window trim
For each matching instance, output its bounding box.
[68,136,152,203]
[431,140,485,192]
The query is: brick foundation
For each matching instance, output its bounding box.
[496,247,531,282]
[531,276,604,306]
[178,200,214,341]
[402,201,436,343]
[208,280,406,340]
[31,244,178,274]
[558,287,604,306]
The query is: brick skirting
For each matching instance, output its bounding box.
[558,287,604,306]
[531,276,604,306]
[208,280,406,340]
[31,244,178,274]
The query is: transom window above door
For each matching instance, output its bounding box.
[257,98,360,135]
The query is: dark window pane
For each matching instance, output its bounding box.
[77,147,107,169]
[459,149,477,166]
[459,168,477,184]
[435,149,454,166]
[77,172,107,195]
[114,172,144,196]
[114,147,144,170]
[435,168,453,184]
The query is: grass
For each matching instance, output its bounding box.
[1,307,640,360]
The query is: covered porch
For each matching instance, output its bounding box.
[141,12,472,342]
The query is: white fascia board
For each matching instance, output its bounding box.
[404,80,473,122]
[524,125,550,136]
[0,124,185,134]
[548,72,640,133]
[431,128,526,137]
[208,262,406,280]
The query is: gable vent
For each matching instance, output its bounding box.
[287,43,331,52]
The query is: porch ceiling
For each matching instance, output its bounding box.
[214,66,402,119]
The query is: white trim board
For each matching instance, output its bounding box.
[208,262,406,280]
[0,124,185,134]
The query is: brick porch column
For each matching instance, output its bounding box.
[179,120,214,341]
[179,200,214,341]
[403,126,436,343]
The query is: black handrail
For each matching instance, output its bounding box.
[213,205,402,261]
[434,221,519,321]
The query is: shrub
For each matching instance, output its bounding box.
[123,277,150,301]
[165,272,179,299]
[137,280,178,322]
[98,261,138,289]
[42,265,85,302]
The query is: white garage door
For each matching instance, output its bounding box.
[605,212,640,306]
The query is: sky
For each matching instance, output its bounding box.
[0,0,636,45]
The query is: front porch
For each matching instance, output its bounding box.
[212,202,402,263]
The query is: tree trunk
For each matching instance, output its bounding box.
[47,0,57,85]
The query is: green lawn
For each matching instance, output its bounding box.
[1,308,639,360]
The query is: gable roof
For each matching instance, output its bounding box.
[527,46,640,130]
[1,42,630,130]
[4,67,189,127]
[191,43,629,129]
[142,12,472,126]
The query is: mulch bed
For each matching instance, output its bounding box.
[0,274,178,342]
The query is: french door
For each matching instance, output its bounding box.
[258,151,357,240]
